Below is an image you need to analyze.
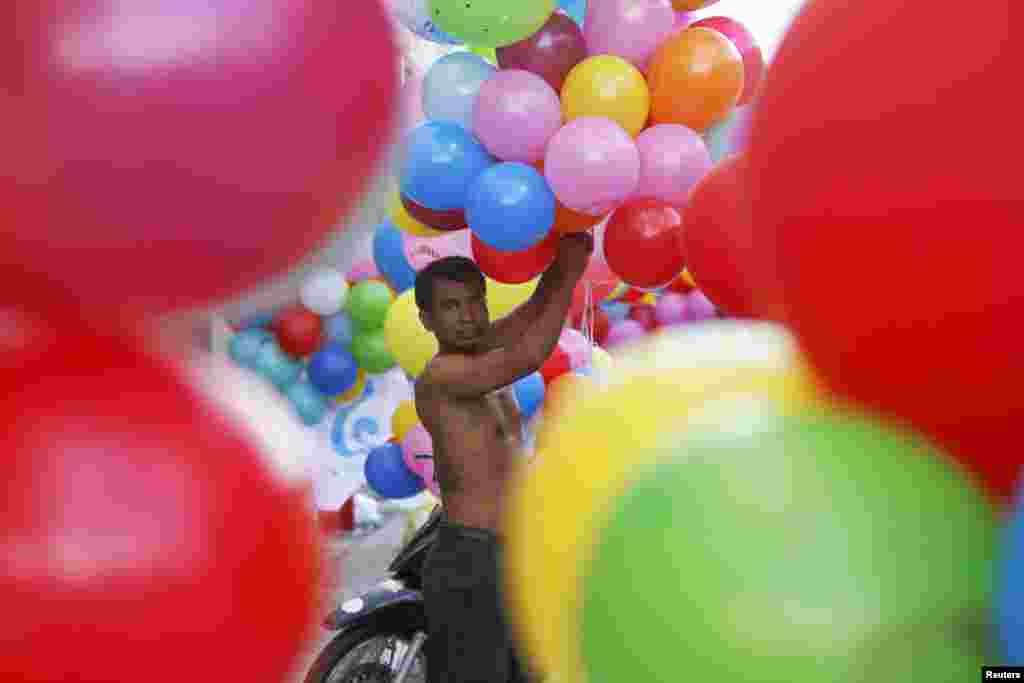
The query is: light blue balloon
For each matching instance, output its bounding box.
[513,371,545,420]
[324,311,355,346]
[422,52,496,130]
[704,105,754,163]
[559,0,586,25]
[399,121,496,211]
[238,311,276,330]
[286,381,329,426]
[254,341,302,390]
[228,328,274,369]
[373,220,417,293]
[602,300,631,321]
[466,162,555,252]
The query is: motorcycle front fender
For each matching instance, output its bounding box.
[323,579,424,632]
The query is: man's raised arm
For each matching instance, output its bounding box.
[425,233,594,398]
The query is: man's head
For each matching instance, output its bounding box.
[415,256,489,353]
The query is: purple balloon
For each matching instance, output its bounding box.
[473,70,563,163]
[634,124,713,205]
[584,0,676,70]
[545,117,640,217]
[654,291,689,326]
[685,291,717,321]
[605,319,648,348]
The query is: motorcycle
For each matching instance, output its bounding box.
[304,505,442,683]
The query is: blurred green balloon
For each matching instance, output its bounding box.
[351,328,397,373]
[469,45,498,64]
[580,401,996,683]
[431,0,556,48]
[346,280,394,331]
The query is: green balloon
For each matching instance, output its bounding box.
[431,0,556,48]
[580,402,996,683]
[351,328,396,374]
[469,45,498,64]
[346,281,394,331]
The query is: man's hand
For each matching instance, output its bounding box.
[555,232,594,280]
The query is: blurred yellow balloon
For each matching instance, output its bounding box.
[561,56,650,137]
[606,282,629,302]
[590,346,612,375]
[392,400,421,442]
[391,191,444,237]
[334,368,367,404]
[385,279,541,377]
[640,292,657,305]
[504,322,823,683]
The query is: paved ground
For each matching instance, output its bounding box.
[287,514,408,682]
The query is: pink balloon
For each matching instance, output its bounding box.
[605,319,648,348]
[347,259,381,284]
[654,291,689,326]
[558,328,591,369]
[427,477,441,498]
[545,117,640,217]
[403,229,473,271]
[584,0,676,70]
[691,17,764,105]
[673,11,696,31]
[634,124,713,204]
[685,290,718,321]
[401,424,434,480]
[473,70,563,163]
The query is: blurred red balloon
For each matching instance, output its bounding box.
[618,287,646,303]
[571,306,611,345]
[629,303,659,331]
[402,194,469,231]
[540,345,573,385]
[273,305,323,358]
[497,12,587,93]
[683,155,759,318]
[749,0,1019,501]
[691,17,764,105]
[472,231,558,284]
[3,1,397,317]
[603,200,687,289]
[0,318,323,682]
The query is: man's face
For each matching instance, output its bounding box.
[421,278,489,353]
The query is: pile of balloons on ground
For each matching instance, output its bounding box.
[2,1,403,680]
[494,0,1024,681]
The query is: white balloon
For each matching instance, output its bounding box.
[300,268,348,316]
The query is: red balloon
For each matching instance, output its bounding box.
[749,0,1019,501]
[0,317,323,681]
[472,231,558,284]
[618,287,647,303]
[572,306,611,345]
[4,1,397,317]
[629,303,659,331]
[603,200,687,289]
[540,345,573,385]
[401,194,469,231]
[497,12,588,92]
[691,17,764,105]
[273,305,323,358]
[683,155,759,318]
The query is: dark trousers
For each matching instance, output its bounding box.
[422,517,532,683]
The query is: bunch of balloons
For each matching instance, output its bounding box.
[1,0,405,678]
[388,0,765,317]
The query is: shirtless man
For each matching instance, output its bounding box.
[413,232,594,683]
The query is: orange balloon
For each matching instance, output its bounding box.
[647,27,744,132]
[671,0,720,9]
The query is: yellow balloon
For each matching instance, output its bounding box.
[590,346,612,375]
[640,292,657,305]
[561,56,651,137]
[385,290,439,377]
[391,400,421,442]
[334,368,367,404]
[606,281,629,302]
[390,191,445,237]
[384,278,542,377]
[504,322,823,683]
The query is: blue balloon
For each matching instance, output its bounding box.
[253,341,302,390]
[286,380,329,426]
[399,121,495,211]
[373,220,417,294]
[422,52,497,129]
[365,442,426,499]
[466,163,555,252]
[238,311,276,330]
[1000,492,1024,662]
[602,300,631,321]
[307,343,359,397]
[513,371,546,420]
[228,328,274,369]
[323,311,355,346]
[559,0,586,25]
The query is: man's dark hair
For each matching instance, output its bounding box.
[415,256,485,311]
